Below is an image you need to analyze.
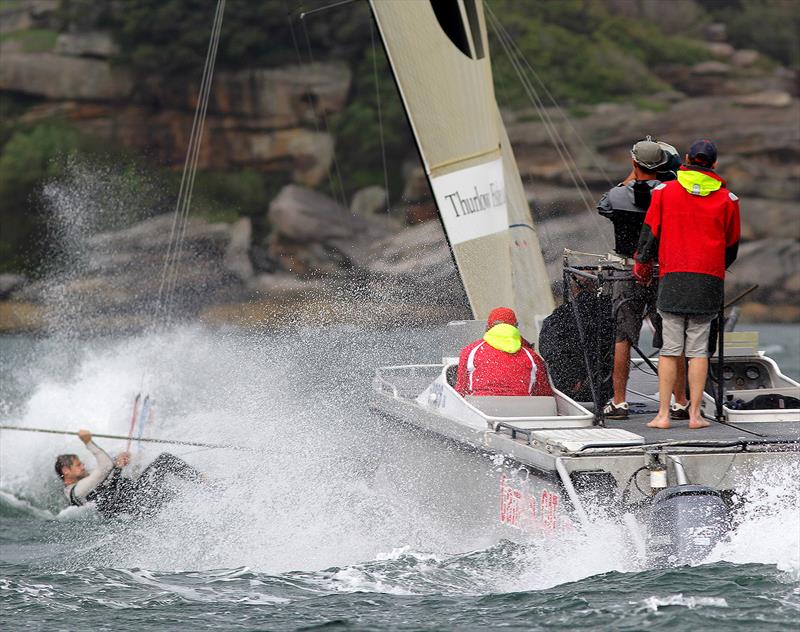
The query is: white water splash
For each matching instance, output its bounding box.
[3,325,800,594]
[641,594,728,611]
[708,460,800,577]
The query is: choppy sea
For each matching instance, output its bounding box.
[1,323,798,631]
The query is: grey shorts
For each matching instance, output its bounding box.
[659,310,715,358]
[613,279,659,346]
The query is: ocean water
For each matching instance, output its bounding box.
[1,323,799,631]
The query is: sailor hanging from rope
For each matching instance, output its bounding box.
[55,429,204,517]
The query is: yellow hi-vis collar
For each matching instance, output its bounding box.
[483,323,522,353]
[677,169,722,196]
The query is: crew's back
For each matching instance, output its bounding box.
[455,307,553,397]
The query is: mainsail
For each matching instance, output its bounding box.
[370,0,554,340]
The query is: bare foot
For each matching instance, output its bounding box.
[688,418,710,429]
[647,417,671,429]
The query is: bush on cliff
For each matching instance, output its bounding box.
[703,0,799,68]
[0,123,87,270]
[488,0,711,105]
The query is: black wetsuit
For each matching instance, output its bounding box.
[66,445,202,517]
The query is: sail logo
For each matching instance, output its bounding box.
[444,182,505,218]
[431,157,509,245]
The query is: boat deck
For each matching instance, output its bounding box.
[606,413,800,445]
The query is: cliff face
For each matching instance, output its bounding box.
[0,50,350,187]
[0,1,797,331]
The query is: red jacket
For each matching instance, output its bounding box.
[636,166,740,314]
[455,337,554,397]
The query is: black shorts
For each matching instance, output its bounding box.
[613,278,659,346]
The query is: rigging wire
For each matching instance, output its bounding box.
[155,0,226,327]
[283,1,348,211]
[485,6,611,251]
[299,12,350,210]
[489,10,614,188]
[487,10,594,212]
[370,15,392,215]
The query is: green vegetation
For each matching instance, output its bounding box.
[703,0,799,68]
[0,0,794,274]
[0,28,58,52]
[0,122,84,270]
[488,0,711,106]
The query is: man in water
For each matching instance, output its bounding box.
[455,307,554,397]
[597,137,689,420]
[55,429,204,517]
[635,139,740,429]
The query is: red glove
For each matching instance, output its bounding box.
[633,259,653,285]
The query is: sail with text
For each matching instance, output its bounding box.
[370,0,553,340]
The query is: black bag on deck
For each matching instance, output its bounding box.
[738,393,800,410]
[539,292,614,404]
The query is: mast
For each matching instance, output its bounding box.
[370,0,553,340]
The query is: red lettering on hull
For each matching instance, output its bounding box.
[500,474,570,532]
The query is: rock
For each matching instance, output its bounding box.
[738,198,799,241]
[402,166,431,201]
[733,90,792,108]
[727,238,800,304]
[12,213,256,331]
[0,301,44,333]
[0,1,57,34]
[223,218,254,282]
[269,185,351,243]
[246,271,324,297]
[267,185,392,274]
[364,221,467,306]
[403,201,438,225]
[350,186,387,217]
[706,42,734,59]
[784,272,800,293]
[739,302,800,324]
[651,90,686,103]
[54,31,117,58]
[691,61,730,76]
[366,221,455,281]
[0,273,25,299]
[730,49,759,67]
[0,52,132,100]
[49,102,335,186]
[704,23,727,43]
[190,63,351,124]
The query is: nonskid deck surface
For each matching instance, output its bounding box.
[605,414,800,445]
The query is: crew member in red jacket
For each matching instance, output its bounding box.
[634,140,740,429]
[455,307,554,397]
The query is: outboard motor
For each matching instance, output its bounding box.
[646,485,729,567]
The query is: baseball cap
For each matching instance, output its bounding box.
[487,307,517,328]
[631,139,668,170]
[688,139,717,167]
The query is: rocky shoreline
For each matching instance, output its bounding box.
[0,1,797,332]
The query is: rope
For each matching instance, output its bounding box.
[485,6,611,252]
[284,1,347,210]
[370,15,391,215]
[299,12,350,210]
[0,424,259,452]
[155,0,226,327]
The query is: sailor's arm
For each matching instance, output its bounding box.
[725,193,741,269]
[596,190,614,219]
[71,431,115,502]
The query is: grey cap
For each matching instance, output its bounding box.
[631,140,668,170]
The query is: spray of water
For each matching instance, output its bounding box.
[2,162,798,597]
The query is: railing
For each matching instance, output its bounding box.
[374,364,444,400]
